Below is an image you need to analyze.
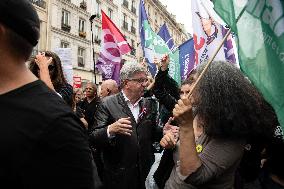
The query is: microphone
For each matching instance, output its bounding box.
[89,15,96,22]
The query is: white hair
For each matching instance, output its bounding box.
[120,62,146,82]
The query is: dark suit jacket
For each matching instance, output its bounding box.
[89,92,162,189]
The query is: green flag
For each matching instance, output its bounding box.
[214,0,284,130]
[142,21,181,84]
[139,0,180,84]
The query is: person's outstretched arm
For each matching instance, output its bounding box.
[35,53,55,91]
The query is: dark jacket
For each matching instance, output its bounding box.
[78,97,101,132]
[89,92,162,189]
[153,68,179,113]
[153,69,180,127]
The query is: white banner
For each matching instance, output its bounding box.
[192,0,227,66]
[54,48,73,85]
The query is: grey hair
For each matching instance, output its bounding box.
[120,62,146,82]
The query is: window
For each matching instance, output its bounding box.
[62,9,70,25]
[78,47,85,67]
[108,8,113,19]
[60,41,69,48]
[123,14,128,30]
[131,0,136,8]
[131,19,135,34]
[123,14,127,23]
[31,43,39,56]
[123,0,129,8]
[95,26,101,41]
[130,39,135,55]
[79,18,85,32]
[95,0,101,17]
[131,0,136,14]
[131,19,135,28]
[131,39,135,47]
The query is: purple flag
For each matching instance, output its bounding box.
[222,27,236,64]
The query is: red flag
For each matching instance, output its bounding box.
[96,11,131,83]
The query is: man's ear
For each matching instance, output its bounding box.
[107,88,111,95]
[122,80,128,88]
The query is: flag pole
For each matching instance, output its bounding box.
[90,15,97,85]
[186,6,246,99]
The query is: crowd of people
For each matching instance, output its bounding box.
[1,0,284,189]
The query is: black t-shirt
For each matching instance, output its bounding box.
[78,97,100,131]
[0,80,94,189]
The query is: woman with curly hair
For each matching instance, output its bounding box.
[29,51,73,106]
[161,61,276,189]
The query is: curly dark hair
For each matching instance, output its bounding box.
[29,51,67,91]
[194,61,276,141]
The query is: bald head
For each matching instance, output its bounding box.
[100,79,119,98]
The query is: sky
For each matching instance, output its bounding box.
[159,0,193,35]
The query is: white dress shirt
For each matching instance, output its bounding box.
[122,91,142,123]
[107,91,143,137]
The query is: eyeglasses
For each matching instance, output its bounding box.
[128,78,148,84]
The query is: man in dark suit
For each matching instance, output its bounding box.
[89,62,162,189]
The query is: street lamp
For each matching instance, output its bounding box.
[89,14,96,84]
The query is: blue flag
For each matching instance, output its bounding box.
[177,39,195,81]
[158,23,176,51]
[139,0,181,84]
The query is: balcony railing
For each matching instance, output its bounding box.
[131,7,136,14]
[29,0,46,9]
[131,26,136,34]
[123,0,129,8]
[61,23,71,32]
[78,57,85,67]
[122,22,128,30]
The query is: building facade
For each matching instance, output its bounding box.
[29,0,50,56]
[31,0,189,86]
[144,0,189,46]
[49,0,100,85]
